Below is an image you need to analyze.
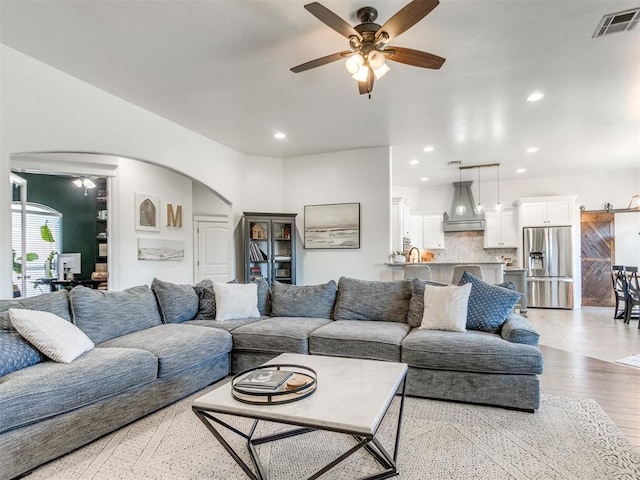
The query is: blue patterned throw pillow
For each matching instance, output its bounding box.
[0,331,44,377]
[459,271,522,333]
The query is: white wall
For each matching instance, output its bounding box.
[283,147,392,285]
[112,159,194,288]
[0,45,249,297]
[615,211,640,267]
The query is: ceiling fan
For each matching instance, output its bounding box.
[290,0,445,97]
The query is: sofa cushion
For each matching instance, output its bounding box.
[0,331,43,377]
[213,283,260,321]
[401,328,544,375]
[0,347,157,435]
[0,290,71,331]
[271,280,337,319]
[10,309,94,363]
[151,278,199,324]
[407,278,448,327]
[70,285,162,344]
[185,317,267,332]
[459,272,523,333]
[333,277,412,323]
[232,317,331,354]
[97,324,232,378]
[309,320,410,362]
[420,283,471,332]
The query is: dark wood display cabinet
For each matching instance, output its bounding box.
[242,212,297,286]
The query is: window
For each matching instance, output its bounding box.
[12,202,62,297]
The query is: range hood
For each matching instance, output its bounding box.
[443,181,485,232]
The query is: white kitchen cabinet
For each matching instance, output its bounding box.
[422,213,445,249]
[410,214,423,247]
[391,198,411,252]
[484,208,517,248]
[519,198,574,227]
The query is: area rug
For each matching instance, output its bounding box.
[615,353,640,368]
[25,388,640,480]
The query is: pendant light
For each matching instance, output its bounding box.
[455,168,466,216]
[495,164,502,212]
[474,167,485,214]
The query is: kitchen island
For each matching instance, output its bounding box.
[388,262,505,284]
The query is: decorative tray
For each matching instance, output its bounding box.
[231,364,317,405]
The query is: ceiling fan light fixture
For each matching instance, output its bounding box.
[372,62,390,80]
[352,65,369,83]
[345,53,364,74]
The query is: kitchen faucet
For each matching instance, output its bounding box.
[408,247,420,263]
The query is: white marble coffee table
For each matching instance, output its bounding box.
[192,353,408,480]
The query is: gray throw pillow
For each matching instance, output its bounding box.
[407,278,448,327]
[70,285,162,344]
[151,278,199,324]
[0,331,44,377]
[333,277,412,323]
[253,277,271,316]
[271,280,337,319]
[194,282,216,319]
[0,290,71,331]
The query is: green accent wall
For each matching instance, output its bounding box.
[15,173,101,280]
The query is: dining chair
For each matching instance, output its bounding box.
[623,266,639,326]
[404,264,432,281]
[451,265,483,285]
[611,265,627,320]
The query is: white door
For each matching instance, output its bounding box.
[194,219,229,283]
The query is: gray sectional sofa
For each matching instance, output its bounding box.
[0,274,543,479]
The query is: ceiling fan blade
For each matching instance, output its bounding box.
[386,46,445,69]
[290,51,350,73]
[305,2,362,40]
[376,0,439,42]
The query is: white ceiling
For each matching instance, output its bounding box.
[1,0,639,187]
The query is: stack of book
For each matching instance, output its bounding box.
[249,242,267,261]
[235,369,294,391]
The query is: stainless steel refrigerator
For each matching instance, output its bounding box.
[523,226,573,309]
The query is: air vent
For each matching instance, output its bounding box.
[593,8,640,38]
[447,160,462,166]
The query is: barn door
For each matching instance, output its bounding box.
[581,211,615,307]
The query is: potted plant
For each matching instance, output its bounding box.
[390,251,406,263]
[12,249,38,297]
[40,221,58,278]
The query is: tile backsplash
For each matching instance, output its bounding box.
[431,231,518,265]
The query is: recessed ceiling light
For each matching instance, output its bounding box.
[273,132,286,140]
[527,92,544,102]
[516,168,526,173]
[423,146,434,152]
[420,177,429,182]
[409,159,419,165]
[526,147,539,153]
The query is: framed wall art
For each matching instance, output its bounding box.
[135,193,160,232]
[137,238,185,261]
[304,202,360,249]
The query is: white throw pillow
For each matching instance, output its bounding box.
[420,283,472,332]
[213,283,260,321]
[9,308,94,363]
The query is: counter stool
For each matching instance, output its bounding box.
[451,265,483,285]
[404,265,432,281]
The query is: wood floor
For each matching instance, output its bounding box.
[525,306,640,448]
